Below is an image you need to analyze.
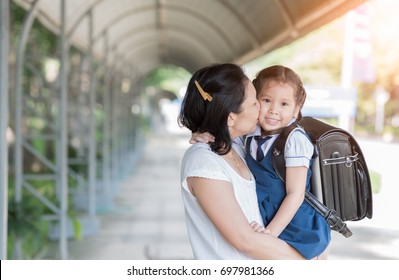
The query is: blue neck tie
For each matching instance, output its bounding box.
[255,136,271,161]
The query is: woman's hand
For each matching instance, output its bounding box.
[189,132,215,144]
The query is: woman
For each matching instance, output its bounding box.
[178,63,304,260]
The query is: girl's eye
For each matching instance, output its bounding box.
[264,98,271,103]
[282,102,289,106]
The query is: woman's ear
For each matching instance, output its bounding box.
[227,113,236,127]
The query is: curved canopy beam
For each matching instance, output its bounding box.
[13,0,366,78]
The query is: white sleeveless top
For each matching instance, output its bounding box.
[180,142,263,260]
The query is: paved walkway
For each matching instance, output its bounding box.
[47,130,399,260]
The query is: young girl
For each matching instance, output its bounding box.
[248,65,331,259]
[191,65,331,259]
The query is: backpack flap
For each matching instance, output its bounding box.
[316,132,360,220]
[312,121,373,221]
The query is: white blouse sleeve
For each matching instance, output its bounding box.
[284,130,314,168]
[181,143,230,182]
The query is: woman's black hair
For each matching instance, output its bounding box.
[178,63,249,155]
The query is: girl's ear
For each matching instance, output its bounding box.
[293,105,301,118]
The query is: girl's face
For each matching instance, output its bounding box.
[257,80,300,132]
[229,81,260,138]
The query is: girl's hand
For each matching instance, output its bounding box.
[189,132,215,144]
[249,221,270,234]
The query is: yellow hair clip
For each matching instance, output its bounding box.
[194,80,213,102]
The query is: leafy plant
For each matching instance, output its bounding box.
[7,194,48,259]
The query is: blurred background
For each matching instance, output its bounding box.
[1,0,398,260]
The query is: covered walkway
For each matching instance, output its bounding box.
[1,0,370,260]
[44,129,193,260]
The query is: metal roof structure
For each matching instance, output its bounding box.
[14,0,365,75]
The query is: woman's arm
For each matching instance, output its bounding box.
[265,166,307,237]
[188,176,304,260]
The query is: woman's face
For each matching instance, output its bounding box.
[228,81,260,138]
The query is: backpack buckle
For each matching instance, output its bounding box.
[322,153,359,167]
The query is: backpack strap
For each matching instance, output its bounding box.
[272,119,318,182]
[271,120,301,182]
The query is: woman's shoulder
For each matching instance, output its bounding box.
[184,142,213,157]
[183,143,220,165]
[182,143,230,181]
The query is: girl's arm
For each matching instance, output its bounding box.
[265,166,307,237]
[190,133,245,154]
[187,176,304,260]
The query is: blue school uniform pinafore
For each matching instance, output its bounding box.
[245,136,331,259]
